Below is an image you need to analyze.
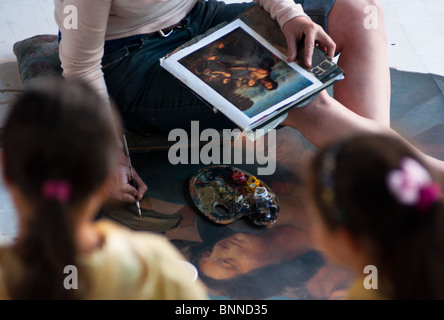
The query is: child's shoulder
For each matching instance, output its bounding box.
[83,219,207,299]
[94,218,169,242]
[91,218,193,281]
[93,218,180,258]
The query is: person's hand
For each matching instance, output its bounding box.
[106,148,148,203]
[282,16,336,67]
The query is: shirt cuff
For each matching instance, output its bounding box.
[277,4,310,29]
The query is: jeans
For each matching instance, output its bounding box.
[102,0,335,134]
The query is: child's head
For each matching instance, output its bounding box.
[307,134,444,299]
[2,80,121,299]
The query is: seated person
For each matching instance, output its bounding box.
[55,0,398,209]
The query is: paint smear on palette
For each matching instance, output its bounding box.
[189,165,280,225]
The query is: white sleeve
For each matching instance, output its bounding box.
[56,0,112,102]
[253,0,310,28]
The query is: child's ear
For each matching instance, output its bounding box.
[96,173,115,204]
[330,228,368,272]
[97,178,111,201]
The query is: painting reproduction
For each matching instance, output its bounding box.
[160,20,322,130]
[179,27,313,118]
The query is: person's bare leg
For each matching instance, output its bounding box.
[280,1,443,179]
[283,91,384,148]
[328,0,391,126]
[282,91,444,180]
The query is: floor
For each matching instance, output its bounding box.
[0,0,443,277]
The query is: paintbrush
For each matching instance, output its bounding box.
[122,134,142,219]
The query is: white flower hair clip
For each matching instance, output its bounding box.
[386,157,442,212]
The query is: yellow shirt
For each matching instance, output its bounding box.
[0,220,208,300]
[346,278,388,300]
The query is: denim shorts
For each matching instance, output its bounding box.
[103,0,336,134]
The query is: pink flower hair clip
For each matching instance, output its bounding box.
[386,157,442,212]
[42,180,72,203]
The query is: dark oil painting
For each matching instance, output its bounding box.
[179,27,313,118]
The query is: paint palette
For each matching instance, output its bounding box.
[189,165,279,225]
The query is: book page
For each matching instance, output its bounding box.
[161,20,322,130]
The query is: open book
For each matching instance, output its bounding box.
[160,7,344,133]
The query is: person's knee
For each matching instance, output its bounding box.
[329,0,386,49]
[342,0,383,15]
[331,0,385,28]
[358,0,385,28]
[362,0,384,13]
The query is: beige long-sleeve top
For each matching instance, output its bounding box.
[0,220,208,300]
[54,0,307,101]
